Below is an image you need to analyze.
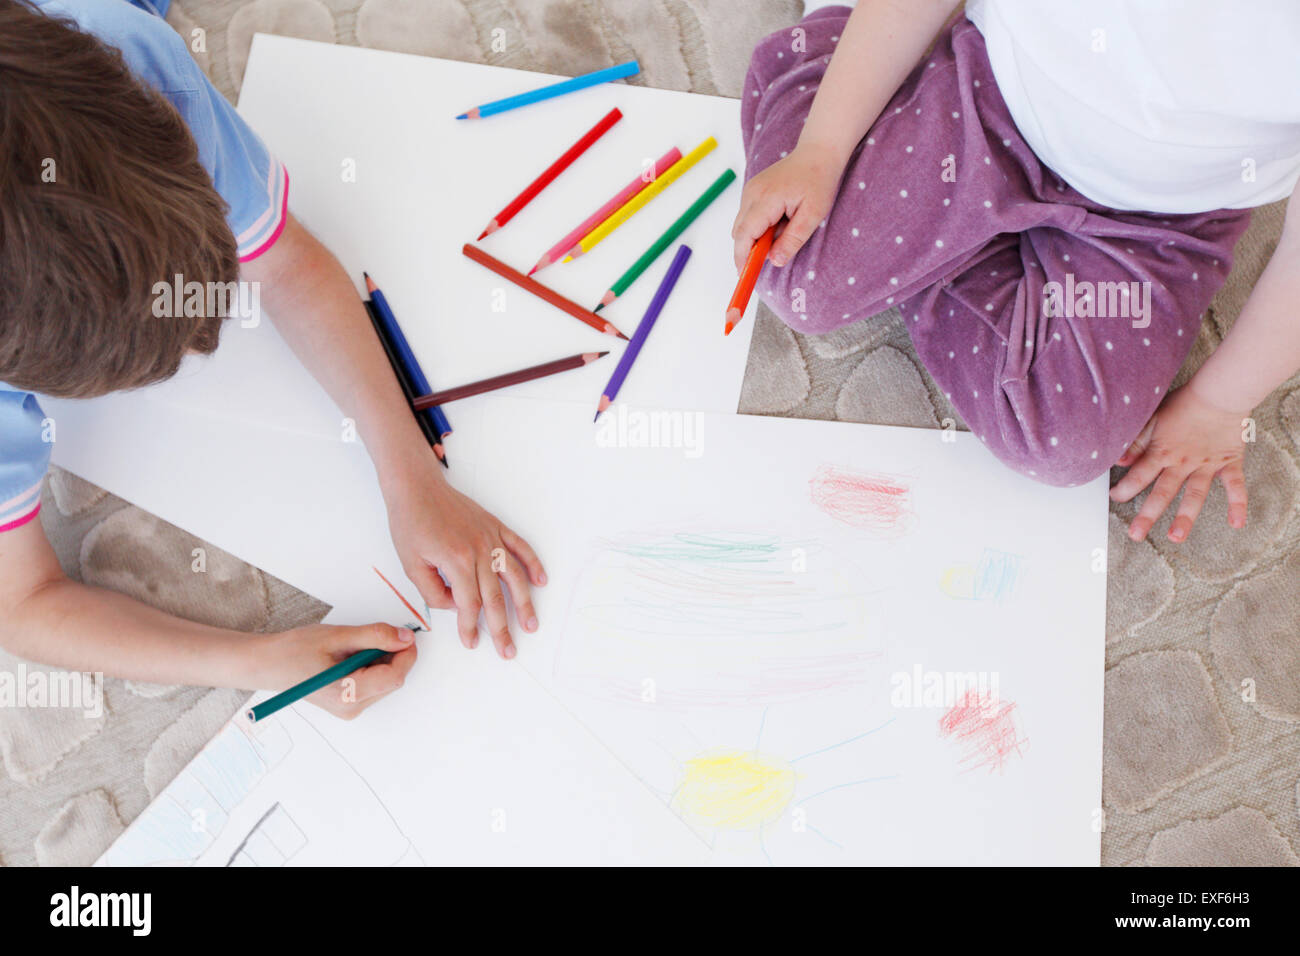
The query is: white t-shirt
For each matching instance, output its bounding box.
[966,0,1300,213]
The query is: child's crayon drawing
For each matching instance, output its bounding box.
[938,548,1025,602]
[938,690,1028,773]
[555,530,887,708]
[808,464,916,537]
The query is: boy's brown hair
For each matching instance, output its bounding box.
[0,0,238,398]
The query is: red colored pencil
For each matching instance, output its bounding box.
[412,351,608,409]
[462,243,628,339]
[725,223,776,336]
[477,107,623,240]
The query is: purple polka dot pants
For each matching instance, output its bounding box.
[742,10,1252,486]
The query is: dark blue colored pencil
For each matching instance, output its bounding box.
[364,273,453,439]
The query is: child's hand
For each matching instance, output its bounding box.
[731,145,843,272]
[260,623,418,719]
[1109,384,1250,543]
[384,464,546,659]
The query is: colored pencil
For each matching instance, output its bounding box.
[456,60,640,120]
[564,136,718,261]
[364,273,452,439]
[477,108,623,240]
[363,298,448,467]
[461,243,629,339]
[412,351,608,409]
[594,168,735,313]
[594,244,692,420]
[246,648,389,722]
[725,223,777,336]
[246,567,428,722]
[529,147,683,275]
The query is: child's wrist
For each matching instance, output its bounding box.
[1185,371,1257,419]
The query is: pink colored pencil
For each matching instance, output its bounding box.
[528,147,682,275]
[477,107,623,240]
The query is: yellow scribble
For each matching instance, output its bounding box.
[673,748,797,830]
[938,564,976,600]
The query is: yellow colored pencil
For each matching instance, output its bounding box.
[562,136,717,262]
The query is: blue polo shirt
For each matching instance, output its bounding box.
[0,0,287,532]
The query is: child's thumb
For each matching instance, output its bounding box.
[339,623,416,654]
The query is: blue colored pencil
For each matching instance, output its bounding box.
[593,243,691,421]
[456,61,640,120]
[364,273,453,439]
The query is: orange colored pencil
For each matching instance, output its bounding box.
[725,224,776,336]
[371,566,429,629]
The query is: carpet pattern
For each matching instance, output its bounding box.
[1,0,1296,867]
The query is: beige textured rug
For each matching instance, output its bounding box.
[2,0,1297,867]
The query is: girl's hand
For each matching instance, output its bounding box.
[383,453,546,659]
[1109,384,1251,542]
[731,145,843,272]
[257,623,418,720]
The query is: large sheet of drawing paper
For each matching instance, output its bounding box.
[69,391,1108,865]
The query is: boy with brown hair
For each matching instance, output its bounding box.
[0,0,544,717]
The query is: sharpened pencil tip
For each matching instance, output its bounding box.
[724,321,736,336]
[600,290,616,307]
[592,303,604,314]
[593,411,601,422]
[455,113,468,120]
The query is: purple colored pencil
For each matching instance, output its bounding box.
[593,243,692,420]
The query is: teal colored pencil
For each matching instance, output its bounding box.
[246,647,388,723]
[593,168,735,313]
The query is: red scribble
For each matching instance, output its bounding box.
[939,691,1028,773]
[809,465,914,535]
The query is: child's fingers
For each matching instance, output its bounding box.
[769,205,822,268]
[497,551,539,634]
[1219,461,1249,528]
[732,194,787,273]
[1167,468,1214,542]
[329,622,416,655]
[313,644,417,717]
[1115,417,1156,467]
[1109,450,1163,503]
[1127,468,1186,541]
[502,526,547,586]
[478,562,516,660]
[404,560,455,614]
[443,564,482,649]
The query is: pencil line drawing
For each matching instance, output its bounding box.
[224,803,308,867]
[104,707,424,866]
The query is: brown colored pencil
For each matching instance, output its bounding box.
[412,351,608,410]
[461,243,628,339]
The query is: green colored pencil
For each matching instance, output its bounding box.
[246,647,388,723]
[593,168,736,313]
